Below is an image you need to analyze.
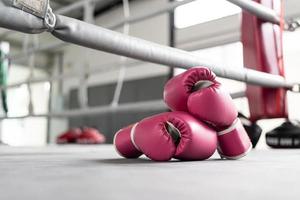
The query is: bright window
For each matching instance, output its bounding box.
[174,42,244,78]
[0,66,50,146]
[175,0,241,29]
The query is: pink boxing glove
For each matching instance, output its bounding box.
[164,67,237,128]
[132,111,217,161]
[217,119,252,159]
[164,67,252,159]
[113,124,143,159]
[57,128,82,144]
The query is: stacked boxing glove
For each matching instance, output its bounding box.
[114,124,143,158]
[164,67,252,159]
[114,111,217,161]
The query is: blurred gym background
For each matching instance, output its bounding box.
[0,0,299,148]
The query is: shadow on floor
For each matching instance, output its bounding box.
[89,157,227,165]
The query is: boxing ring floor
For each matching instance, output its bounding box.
[1,145,299,200]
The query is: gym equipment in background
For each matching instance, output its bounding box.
[77,127,106,144]
[0,42,9,114]
[242,0,288,121]
[57,127,106,144]
[56,128,82,144]
[266,121,300,148]
[238,113,262,148]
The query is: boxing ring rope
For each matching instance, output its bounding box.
[0,100,167,120]
[7,0,298,63]
[0,60,143,91]
[227,0,300,31]
[0,58,245,120]
[0,0,292,41]
[0,0,246,86]
[51,17,296,90]
[0,1,292,88]
[0,0,298,120]
[8,0,195,62]
[226,0,280,25]
[0,89,247,120]
[0,1,299,85]
[0,0,120,40]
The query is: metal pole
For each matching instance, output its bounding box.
[77,1,96,109]
[226,0,281,25]
[46,80,53,144]
[111,0,130,107]
[83,0,96,24]
[23,35,37,116]
[78,65,89,109]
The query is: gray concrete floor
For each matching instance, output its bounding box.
[0,145,299,200]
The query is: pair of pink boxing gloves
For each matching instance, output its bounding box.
[114,67,252,161]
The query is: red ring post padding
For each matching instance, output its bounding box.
[241,0,288,121]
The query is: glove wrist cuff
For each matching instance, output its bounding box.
[130,123,141,151]
[217,118,239,136]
